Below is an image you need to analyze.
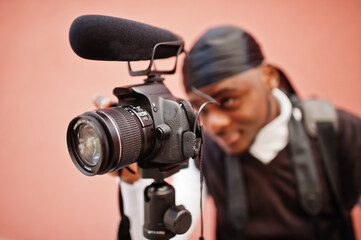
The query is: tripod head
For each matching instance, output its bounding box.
[143,164,192,239]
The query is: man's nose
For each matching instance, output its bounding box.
[203,109,231,132]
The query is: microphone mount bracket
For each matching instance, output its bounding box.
[128,40,184,77]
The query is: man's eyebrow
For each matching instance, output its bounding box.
[190,87,238,106]
[210,88,238,99]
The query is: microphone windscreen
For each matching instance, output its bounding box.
[69,15,183,61]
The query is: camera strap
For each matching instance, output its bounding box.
[117,170,132,240]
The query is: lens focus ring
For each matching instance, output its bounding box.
[99,107,142,167]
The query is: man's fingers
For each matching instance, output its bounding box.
[93,93,113,108]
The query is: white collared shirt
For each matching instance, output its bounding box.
[249,88,293,164]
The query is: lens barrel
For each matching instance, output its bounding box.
[67,106,154,175]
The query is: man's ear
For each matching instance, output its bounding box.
[261,64,280,89]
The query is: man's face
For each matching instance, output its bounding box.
[188,66,278,155]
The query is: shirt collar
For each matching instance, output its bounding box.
[249,88,292,164]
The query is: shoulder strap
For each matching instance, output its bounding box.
[302,98,338,138]
[288,112,323,215]
[302,98,340,197]
[302,97,354,240]
[301,97,340,200]
[289,96,323,215]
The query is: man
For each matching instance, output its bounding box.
[182,25,361,239]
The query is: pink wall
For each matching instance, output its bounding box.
[0,0,360,239]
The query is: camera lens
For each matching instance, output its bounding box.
[76,123,102,166]
[67,106,154,176]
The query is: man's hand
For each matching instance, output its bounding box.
[109,163,141,184]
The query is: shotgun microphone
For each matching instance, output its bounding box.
[69,15,183,61]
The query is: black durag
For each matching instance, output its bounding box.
[183,25,296,95]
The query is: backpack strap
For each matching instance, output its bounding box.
[302,97,354,240]
[288,112,323,216]
[301,98,339,197]
[289,96,323,216]
[302,98,339,138]
[301,97,340,199]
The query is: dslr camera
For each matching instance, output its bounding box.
[66,15,202,239]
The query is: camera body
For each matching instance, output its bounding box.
[113,79,199,173]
